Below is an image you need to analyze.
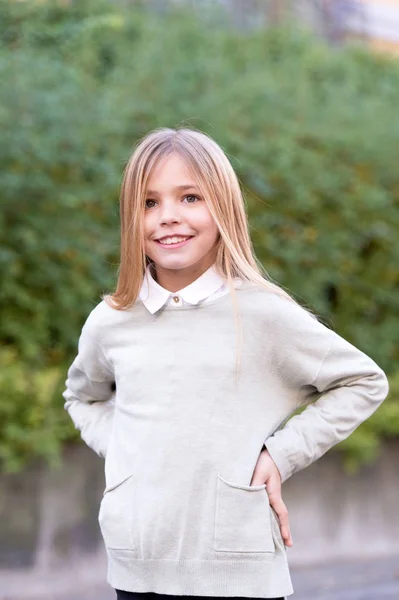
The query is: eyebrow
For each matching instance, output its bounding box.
[146,184,199,195]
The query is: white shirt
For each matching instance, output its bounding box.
[139,263,243,314]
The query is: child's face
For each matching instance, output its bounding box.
[143,153,220,287]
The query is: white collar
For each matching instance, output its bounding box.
[139,263,228,314]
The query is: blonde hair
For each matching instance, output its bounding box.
[103,126,321,380]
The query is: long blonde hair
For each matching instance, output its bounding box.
[103,126,321,379]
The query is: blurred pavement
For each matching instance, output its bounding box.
[7,553,397,600]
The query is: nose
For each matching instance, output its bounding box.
[159,199,182,225]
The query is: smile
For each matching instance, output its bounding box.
[155,236,193,249]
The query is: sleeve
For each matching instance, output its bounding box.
[263,300,390,483]
[62,308,116,458]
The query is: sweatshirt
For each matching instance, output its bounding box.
[62,279,389,598]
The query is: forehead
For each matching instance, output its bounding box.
[146,153,198,191]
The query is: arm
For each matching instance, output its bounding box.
[62,307,115,458]
[264,300,390,483]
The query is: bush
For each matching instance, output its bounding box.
[0,0,397,472]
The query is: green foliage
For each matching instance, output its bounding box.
[0,347,79,472]
[0,0,397,472]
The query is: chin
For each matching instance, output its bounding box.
[155,257,202,271]
[158,261,194,271]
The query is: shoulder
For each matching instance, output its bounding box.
[82,298,136,338]
[237,283,336,355]
[238,282,320,326]
[84,299,113,328]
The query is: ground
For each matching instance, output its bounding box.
[4,554,399,600]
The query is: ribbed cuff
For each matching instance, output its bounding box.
[263,438,293,484]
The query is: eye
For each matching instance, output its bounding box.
[145,199,157,209]
[183,195,200,203]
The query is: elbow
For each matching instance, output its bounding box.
[380,370,390,401]
[370,366,390,406]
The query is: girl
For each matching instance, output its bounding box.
[63,127,389,600]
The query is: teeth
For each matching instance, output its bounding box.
[158,236,189,245]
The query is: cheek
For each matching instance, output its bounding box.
[203,218,220,244]
[143,217,154,254]
[194,208,219,237]
[143,213,153,237]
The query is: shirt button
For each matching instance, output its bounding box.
[173,295,180,303]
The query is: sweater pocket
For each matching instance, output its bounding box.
[214,474,275,553]
[98,472,136,551]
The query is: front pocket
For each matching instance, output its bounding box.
[98,473,135,551]
[214,474,275,553]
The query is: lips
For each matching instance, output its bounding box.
[155,236,194,249]
[155,235,193,242]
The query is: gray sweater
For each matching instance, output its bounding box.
[63,281,389,598]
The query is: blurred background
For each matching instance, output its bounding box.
[0,0,398,598]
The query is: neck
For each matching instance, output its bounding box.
[151,259,215,293]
